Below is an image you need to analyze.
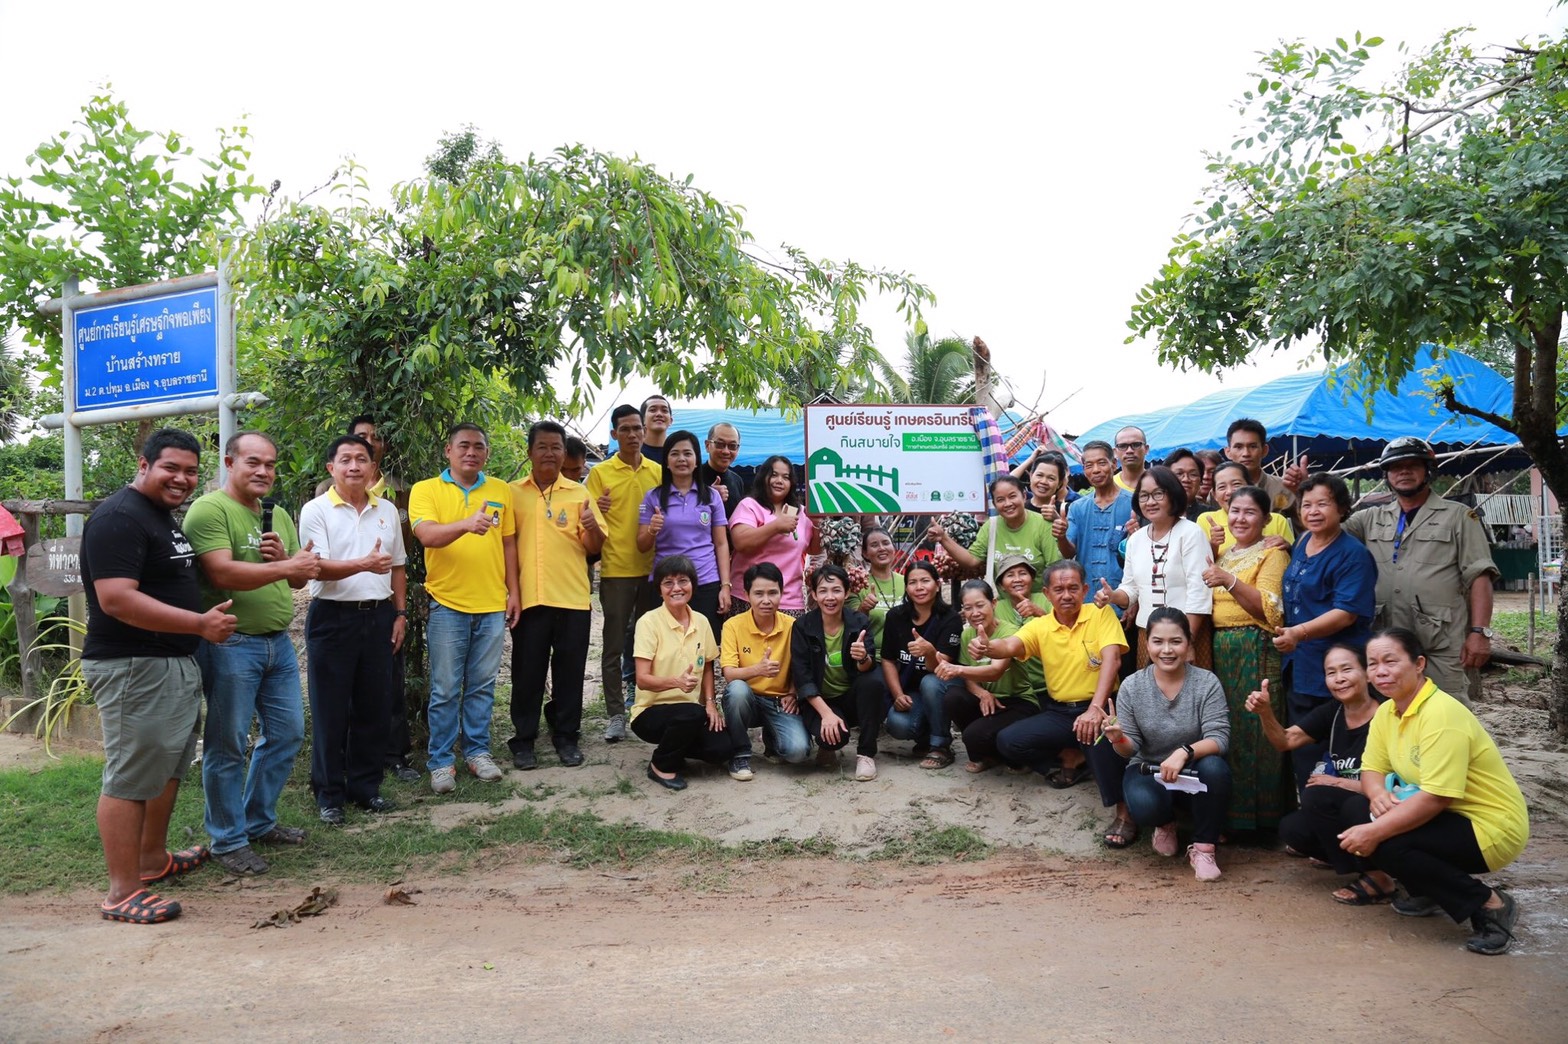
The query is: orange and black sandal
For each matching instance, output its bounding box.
[141,845,211,885]
[101,888,182,924]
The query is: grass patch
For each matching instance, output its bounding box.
[1493,610,1558,652]
[867,822,992,864]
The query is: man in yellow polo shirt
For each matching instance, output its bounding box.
[719,563,798,779]
[409,422,520,795]
[586,404,662,743]
[507,421,605,771]
[983,559,1139,849]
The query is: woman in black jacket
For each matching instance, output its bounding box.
[789,564,886,781]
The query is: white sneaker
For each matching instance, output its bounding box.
[467,753,503,782]
[604,714,627,743]
[430,766,457,794]
[854,755,877,781]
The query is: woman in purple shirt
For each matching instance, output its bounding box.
[639,430,732,643]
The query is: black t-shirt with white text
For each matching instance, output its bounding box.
[880,603,963,691]
[1295,697,1383,778]
[82,485,201,659]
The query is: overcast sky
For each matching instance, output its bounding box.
[3,0,1563,438]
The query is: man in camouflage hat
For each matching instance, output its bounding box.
[1343,437,1498,704]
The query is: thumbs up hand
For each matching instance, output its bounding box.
[648,504,665,535]
[1244,679,1278,719]
[1093,578,1115,608]
[676,664,698,693]
[967,630,991,662]
[199,599,239,642]
[849,630,869,664]
[364,537,393,575]
[757,645,781,678]
[287,539,322,581]
[579,501,600,532]
[1283,455,1310,492]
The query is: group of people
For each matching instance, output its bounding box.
[78,403,1531,955]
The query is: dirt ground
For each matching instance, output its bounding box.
[3,595,1567,1042]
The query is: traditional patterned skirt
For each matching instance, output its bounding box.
[1212,624,1291,831]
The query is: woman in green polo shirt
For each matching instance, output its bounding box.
[936,579,1042,773]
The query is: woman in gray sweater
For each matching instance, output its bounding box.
[1102,607,1233,881]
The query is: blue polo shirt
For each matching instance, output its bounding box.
[1281,532,1376,698]
[1066,490,1134,608]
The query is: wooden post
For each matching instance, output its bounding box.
[1528,573,1537,656]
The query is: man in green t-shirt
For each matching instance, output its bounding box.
[185,432,321,876]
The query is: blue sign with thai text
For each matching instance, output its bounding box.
[73,286,219,412]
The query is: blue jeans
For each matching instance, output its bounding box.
[426,604,506,770]
[197,632,304,854]
[1122,754,1233,845]
[723,681,809,763]
[883,673,953,749]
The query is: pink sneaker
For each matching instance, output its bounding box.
[1152,823,1179,857]
[1188,844,1222,882]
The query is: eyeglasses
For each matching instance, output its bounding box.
[659,577,693,590]
[1137,490,1167,503]
[1116,441,1145,451]
[709,441,739,451]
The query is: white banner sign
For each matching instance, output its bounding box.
[804,405,986,515]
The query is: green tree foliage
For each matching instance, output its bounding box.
[0,91,263,382]
[240,144,934,500]
[424,124,504,184]
[1127,27,1568,732]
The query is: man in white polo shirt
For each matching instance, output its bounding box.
[298,434,408,825]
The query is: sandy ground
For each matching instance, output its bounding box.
[2,596,1566,1042]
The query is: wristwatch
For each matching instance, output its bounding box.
[1470,626,1493,639]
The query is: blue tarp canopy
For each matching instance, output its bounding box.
[1076,346,1530,473]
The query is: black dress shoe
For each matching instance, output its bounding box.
[512,748,538,771]
[646,765,687,791]
[389,763,421,783]
[318,807,346,826]
[556,741,584,767]
[355,796,397,814]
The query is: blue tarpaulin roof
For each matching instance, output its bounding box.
[1076,346,1530,472]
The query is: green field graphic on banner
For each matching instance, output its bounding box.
[805,447,902,512]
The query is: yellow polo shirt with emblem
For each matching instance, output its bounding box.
[513,474,603,611]
[1014,603,1129,704]
[721,610,795,698]
[409,469,515,614]
[631,604,716,721]
[1360,679,1529,871]
[586,454,662,579]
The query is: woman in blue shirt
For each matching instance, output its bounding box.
[1273,474,1376,794]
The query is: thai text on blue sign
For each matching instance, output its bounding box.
[73,287,219,412]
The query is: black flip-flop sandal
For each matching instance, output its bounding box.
[1332,873,1396,906]
[1103,816,1139,849]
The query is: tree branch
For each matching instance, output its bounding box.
[1438,385,1517,435]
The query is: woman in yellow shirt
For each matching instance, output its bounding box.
[1336,628,1529,955]
[1201,485,1292,832]
[631,555,737,791]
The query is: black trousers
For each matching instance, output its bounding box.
[509,605,590,753]
[996,700,1129,808]
[943,689,1038,764]
[1279,781,1360,872]
[306,599,394,809]
[1339,795,1494,922]
[802,670,887,757]
[384,646,410,767]
[630,702,732,773]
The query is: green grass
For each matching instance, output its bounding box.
[867,821,992,864]
[1492,610,1558,652]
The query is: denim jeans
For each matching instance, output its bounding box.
[425,603,506,770]
[1122,754,1233,845]
[723,680,808,762]
[197,631,305,854]
[883,673,953,749]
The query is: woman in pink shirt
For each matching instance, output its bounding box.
[728,455,822,615]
